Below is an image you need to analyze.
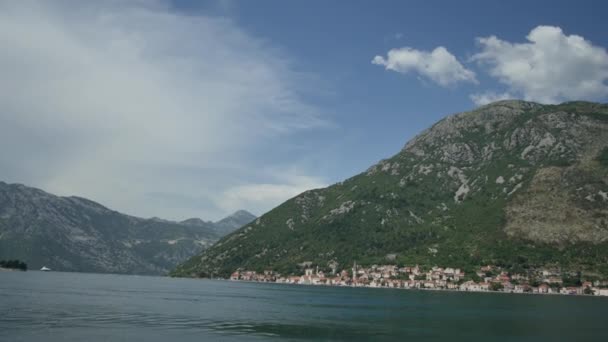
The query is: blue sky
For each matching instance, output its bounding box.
[1,0,607,220]
[211,0,608,178]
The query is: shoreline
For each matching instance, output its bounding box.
[223,278,607,298]
[0,267,26,272]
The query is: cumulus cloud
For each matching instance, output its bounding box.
[472,25,608,104]
[0,1,328,220]
[372,46,477,86]
[469,92,513,106]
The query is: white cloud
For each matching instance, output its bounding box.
[470,91,513,106]
[472,25,608,104]
[0,1,328,220]
[372,46,477,86]
[217,173,326,216]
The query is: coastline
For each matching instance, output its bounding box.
[222,278,607,298]
[225,264,608,298]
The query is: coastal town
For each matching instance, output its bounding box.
[229,263,608,297]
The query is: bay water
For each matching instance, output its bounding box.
[1,271,607,341]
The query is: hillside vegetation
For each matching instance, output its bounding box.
[172,101,608,278]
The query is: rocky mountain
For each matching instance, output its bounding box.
[212,210,257,236]
[172,100,608,279]
[0,182,255,275]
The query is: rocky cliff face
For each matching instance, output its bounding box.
[172,101,608,278]
[0,182,255,275]
[398,101,608,244]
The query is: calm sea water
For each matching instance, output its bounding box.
[1,271,607,341]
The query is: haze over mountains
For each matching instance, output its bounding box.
[0,181,255,275]
[173,100,608,278]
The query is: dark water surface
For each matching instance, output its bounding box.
[1,271,607,341]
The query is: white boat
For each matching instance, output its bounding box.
[40,266,51,271]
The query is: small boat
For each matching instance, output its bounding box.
[40,266,51,271]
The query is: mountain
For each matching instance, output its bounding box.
[180,218,213,227]
[212,210,257,236]
[0,182,255,275]
[172,100,608,279]
[179,211,255,237]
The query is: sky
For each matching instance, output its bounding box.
[1,0,607,221]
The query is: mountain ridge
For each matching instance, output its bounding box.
[0,181,255,275]
[172,100,608,278]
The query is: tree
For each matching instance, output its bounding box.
[469,273,481,283]
[597,147,608,166]
[490,282,504,291]
[563,273,582,287]
[0,259,27,271]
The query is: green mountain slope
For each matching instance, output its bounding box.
[0,182,255,274]
[172,100,608,278]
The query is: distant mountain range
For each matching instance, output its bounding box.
[0,181,255,275]
[173,100,608,279]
